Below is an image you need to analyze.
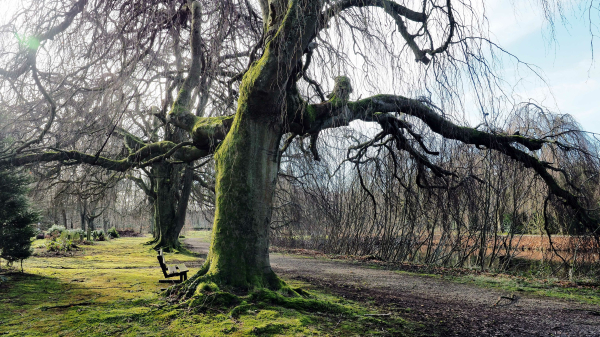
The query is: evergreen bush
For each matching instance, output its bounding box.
[0,165,39,271]
[91,230,105,241]
[47,224,66,236]
[68,229,85,240]
[107,227,119,239]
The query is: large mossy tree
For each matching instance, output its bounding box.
[1,0,599,293]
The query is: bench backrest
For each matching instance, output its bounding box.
[157,250,169,277]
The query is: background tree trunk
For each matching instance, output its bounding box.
[62,209,67,229]
[151,162,194,251]
[152,162,180,250]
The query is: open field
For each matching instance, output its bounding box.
[0,236,424,337]
[428,234,600,262]
[1,232,598,336]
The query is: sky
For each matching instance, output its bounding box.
[485,0,600,133]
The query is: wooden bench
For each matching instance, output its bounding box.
[156,249,189,283]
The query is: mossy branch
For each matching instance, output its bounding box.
[1,141,207,172]
[162,1,233,150]
[296,90,598,237]
[252,0,321,93]
[114,127,147,153]
[300,94,545,152]
[168,0,204,130]
[190,115,235,150]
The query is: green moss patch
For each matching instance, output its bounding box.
[1,236,425,336]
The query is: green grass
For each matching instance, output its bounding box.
[0,236,426,336]
[450,273,600,305]
[180,229,211,241]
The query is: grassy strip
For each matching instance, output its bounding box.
[0,236,424,336]
[448,273,600,306]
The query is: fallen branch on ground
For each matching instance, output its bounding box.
[493,294,518,307]
[363,313,392,317]
[39,301,94,311]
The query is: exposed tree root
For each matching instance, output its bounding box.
[151,241,181,253]
[163,273,350,319]
[144,237,159,246]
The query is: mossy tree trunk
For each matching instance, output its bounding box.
[152,162,178,249]
[151,161,194,251]
[198,112,283,289]
[179,0,321,291]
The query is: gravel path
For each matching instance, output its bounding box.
[184,238,600,336]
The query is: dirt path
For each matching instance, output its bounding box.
[184,239,600,336]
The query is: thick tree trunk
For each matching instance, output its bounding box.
[198,113,282,289]
[176,0,317,292]
[151,162,194,251]
[150,201,157,239]
[173,165,194,237]
[152,162,180,250]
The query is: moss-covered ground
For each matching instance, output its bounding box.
[0,236,426,336]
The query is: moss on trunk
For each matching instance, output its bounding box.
[178,53,288,292]
[150,162,192,252]
[174,3,324,293]
[193,112,283,289]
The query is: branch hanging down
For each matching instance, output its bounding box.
[292,80,598,237]
[319,0,456,64]
[0,0,88,78]
[12,63,57,154]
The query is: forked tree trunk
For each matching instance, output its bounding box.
[198,113,282,289]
